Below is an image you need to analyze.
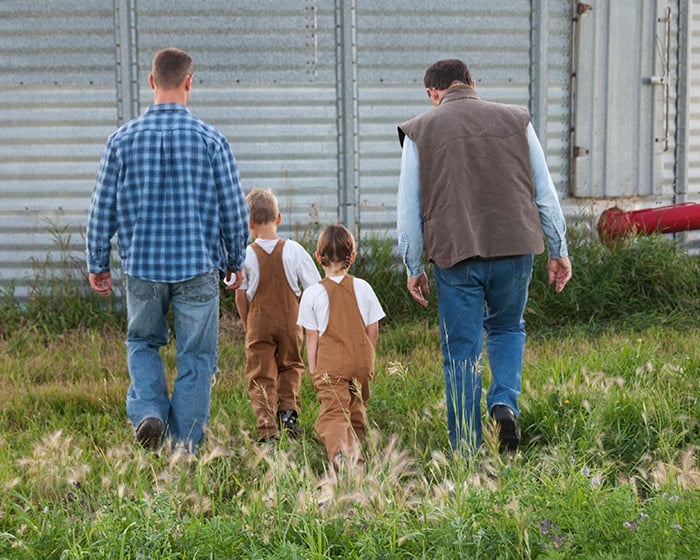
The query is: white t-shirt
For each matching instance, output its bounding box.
[297,275,386,336]
[239,238,321,300]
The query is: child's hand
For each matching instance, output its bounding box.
[224,269,244,290]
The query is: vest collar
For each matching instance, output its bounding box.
[439,85,480,105]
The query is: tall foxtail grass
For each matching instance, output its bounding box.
[0,222,698,558]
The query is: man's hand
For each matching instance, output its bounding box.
[547,256,572,293]
[407,272,430,307]
[89,271,113,296]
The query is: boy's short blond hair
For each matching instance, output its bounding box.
[246,188,279,225]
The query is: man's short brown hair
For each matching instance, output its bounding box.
[424,59,473,90]
[151,48,193,89]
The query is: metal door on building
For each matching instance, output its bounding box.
[571,0,672,198]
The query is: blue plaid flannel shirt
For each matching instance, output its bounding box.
[86,103,249,283]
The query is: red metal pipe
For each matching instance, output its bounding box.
[597,202,700,241]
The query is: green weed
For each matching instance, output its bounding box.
[6,221,700,336]
[1,224,699,558]
[0,222,123,338]
[1,323,699,558]
[529,227,700,332]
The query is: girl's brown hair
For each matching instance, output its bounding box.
[316,224,355,269]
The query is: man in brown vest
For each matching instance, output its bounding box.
[397,58,572,454]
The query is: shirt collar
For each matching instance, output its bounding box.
[145,103,191,114]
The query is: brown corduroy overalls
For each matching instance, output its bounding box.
[245,240,304,438]
[313,275,375,460]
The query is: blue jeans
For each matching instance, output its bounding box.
[125,270,220,450]
[433,254,533,453]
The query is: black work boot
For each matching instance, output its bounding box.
[135,417,163,450]
[491,405,520,451]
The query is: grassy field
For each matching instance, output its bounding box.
[1,318,698,559]
[0,230,699,558]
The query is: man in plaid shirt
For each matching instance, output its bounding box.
[86,47,249,452]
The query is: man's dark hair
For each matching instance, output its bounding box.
[151,48,193,89]
[423,59,472,90]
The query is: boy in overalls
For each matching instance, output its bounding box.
[236,189,320,441]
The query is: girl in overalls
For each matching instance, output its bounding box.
[297,224,385,470]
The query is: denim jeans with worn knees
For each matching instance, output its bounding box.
[125,270,220,450]
[434,254,533,453]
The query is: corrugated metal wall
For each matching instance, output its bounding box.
[1,0,117,298]
[531,0,573,201]
[2,1,696,298]
[355,0,533,236]
[679,0,700,250]
[0,0,546,298]
[133,0,343,240]
[687,0,700,204]
[663,1,681,200]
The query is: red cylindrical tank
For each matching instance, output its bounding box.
[597,202,700,241]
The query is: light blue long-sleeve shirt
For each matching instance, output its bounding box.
[397,123,568,278]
